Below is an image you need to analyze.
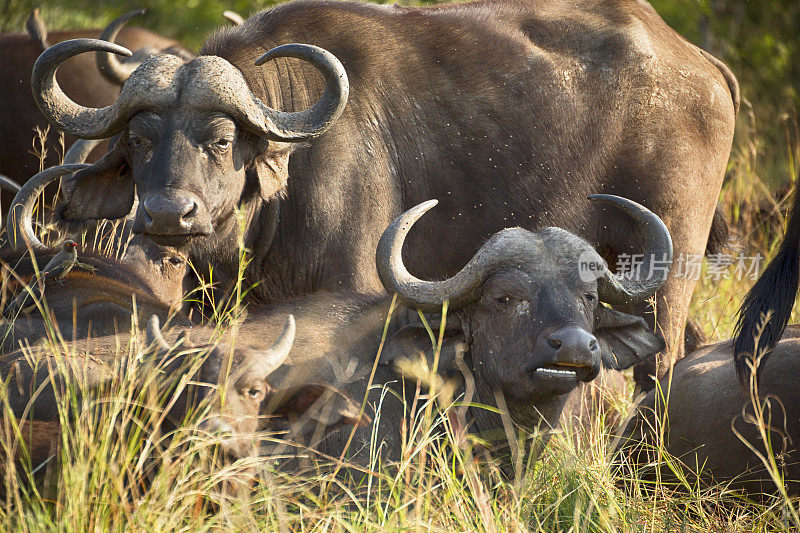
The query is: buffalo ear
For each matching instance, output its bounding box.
[265,383,368,440]
[593,304,665,370]
[380,320,466,373]
[245,141,296,202]
[60,141,134,221]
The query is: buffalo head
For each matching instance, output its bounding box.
[377,196,670,425]
[31,38,348,243]
[145,314,297,459]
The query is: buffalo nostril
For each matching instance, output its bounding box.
[548,337,562,350]
[589,339,598,351]
[183,200,197,219]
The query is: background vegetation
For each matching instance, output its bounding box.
[0,0,798,530]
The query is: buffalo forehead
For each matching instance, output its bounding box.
[537,227,601,267]
[125,54,266,134]
[473,228,595,291]
[122,53,183,108]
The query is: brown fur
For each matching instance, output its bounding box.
[0,241,189,350]
[79,0,736,392]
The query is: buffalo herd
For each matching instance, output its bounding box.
[0,0,795,500]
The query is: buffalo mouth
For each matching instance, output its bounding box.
[526,362,597,393]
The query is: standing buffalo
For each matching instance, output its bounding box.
[0,9,191,212]
[30,0,737,387]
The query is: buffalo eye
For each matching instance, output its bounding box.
[245,385,264,400]
[129,133,144,148]
[584,292,598,307]
[211,138,232,151]
[495,295,511,305]
[166,256,183,268]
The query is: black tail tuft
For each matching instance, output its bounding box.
[733,186,800,385]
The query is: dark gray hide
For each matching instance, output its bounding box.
[233,198,665,471]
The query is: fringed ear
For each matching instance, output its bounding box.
[244,140,296,202]
[593,304,665,370]
[60,139,134,221]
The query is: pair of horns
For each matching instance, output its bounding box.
[146,314,296,377]
[32,37,348,142]
[377,195,673,312]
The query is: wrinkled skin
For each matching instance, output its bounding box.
[53,0,737,388]
[0,25,190,213]
[616,326,800,495]
[0,237,190,350]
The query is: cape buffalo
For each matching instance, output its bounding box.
[175,195,667,471]
[0,239,189,351]
[0,314,361,491]
[0,10,191,211]
[616,327,800,495]
[29,0,738,389]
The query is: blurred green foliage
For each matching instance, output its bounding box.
[1,0,797,185]
[0,0,278,48]
[650,0,799,186]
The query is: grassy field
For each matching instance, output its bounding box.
[1,0,800,530]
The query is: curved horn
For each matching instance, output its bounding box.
[222,10,245,25]
[32,38,133,139]
[589,194,673,306]
[254,44,348,141]
[146,315,171,352]
[7,164,89,252]
[63,138,102,165]
[377,200,535,312]
[95,9,147,85]
[252,315,296,377]
[0,175,21,230]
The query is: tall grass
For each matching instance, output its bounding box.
[2,184,800,532]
